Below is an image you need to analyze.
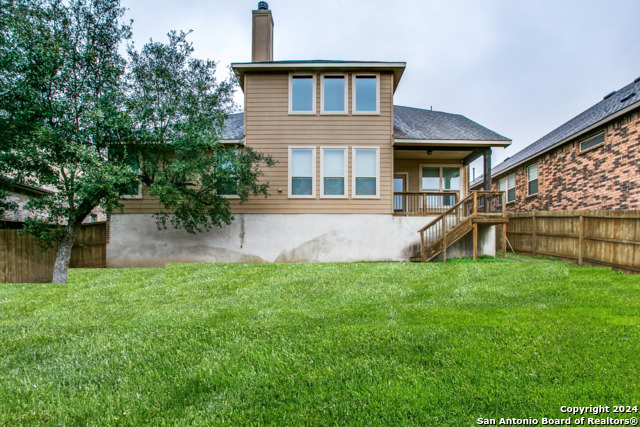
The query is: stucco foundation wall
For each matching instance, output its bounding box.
[107,214,496,267]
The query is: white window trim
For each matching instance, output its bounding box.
[320,146,348,199]
[120,183,143,199]
[418,164,463,193]
[320,74,348,115]
[216,149,240,199]
[288,73,316,115]
[288,146,316,198]
[499,173,516,203]
[579,132,605,153]
[351,146,380,199]
[351,73,380,115]
[527,163,539,196]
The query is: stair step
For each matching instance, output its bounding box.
[419,218,473,262]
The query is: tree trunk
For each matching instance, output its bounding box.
[52,221,82,283]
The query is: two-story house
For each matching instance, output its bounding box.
[107,2,511,267]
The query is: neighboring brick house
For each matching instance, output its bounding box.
[471,77,640,211]
[1,182,106,228]
[1,183,53,228]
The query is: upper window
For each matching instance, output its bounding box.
[352,147,380,198]
[288,147,316,198]
[321,147,347,198]
[321,75,347,114]
[579,132,605,152]
[499,174,516,203]
[352,74,379,114]
[527,164,538,196]
[289,75,316,114]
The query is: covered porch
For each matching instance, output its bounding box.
[392,144,494,216]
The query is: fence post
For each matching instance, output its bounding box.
[532,212,537,255]
[578,215,584,265]
[502,223,507,259]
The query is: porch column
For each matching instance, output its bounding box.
[483,148,492,190]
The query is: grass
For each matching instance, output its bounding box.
[1,255,639,425]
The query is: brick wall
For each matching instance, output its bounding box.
[2,193,30,222]
[491,108,640,211]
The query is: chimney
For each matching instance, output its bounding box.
[252,2,274,62]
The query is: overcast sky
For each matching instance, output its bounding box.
[122,0,640,177]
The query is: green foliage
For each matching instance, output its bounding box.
[0,0,136,236]
[0,260,638,424]
[126,31,274,233]
[0,0,274,280]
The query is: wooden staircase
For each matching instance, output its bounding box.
[414,191,508,262]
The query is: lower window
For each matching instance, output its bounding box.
[289,147,316,198]
[499,174,516,203]
[352,147,380,198]
[216,150,238,197]
[420,165,461,205]
[527,164,538,196]
[321,147,347,197]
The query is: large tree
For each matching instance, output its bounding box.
[125,31,273,234]
[0,0,272,283]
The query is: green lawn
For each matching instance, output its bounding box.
[1,257,639,425]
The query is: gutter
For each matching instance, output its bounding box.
[394,139,511,148]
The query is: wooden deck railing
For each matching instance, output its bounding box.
[418,191,506,261]
[393,192,460,216]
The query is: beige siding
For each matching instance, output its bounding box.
[237,72,394,214]
[121,70,395,215]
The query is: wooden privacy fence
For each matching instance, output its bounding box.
[0,222,107,283]
[503,211,640,272]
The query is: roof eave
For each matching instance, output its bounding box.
[393,138,512,148]
[232,61,407,91]
[220,138,246,145]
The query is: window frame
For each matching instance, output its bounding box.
[579,132,605,153]
[120,182,143,199]
[115,150,142,200]
[499,173,516,203]
[351,146,380,199]
[320,74,348,115]
[418,164,463,193]
[288,73,316,115]
[351,73,380,115]
[320,146,348,199]
[527,163,539,197]
[217,149,240,199]
[288,146,316,199]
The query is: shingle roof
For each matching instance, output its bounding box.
[393,105,510,141]
[221,105,512,143]
[471,77,640,187]
[220,112,245,140]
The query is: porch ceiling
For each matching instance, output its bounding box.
[394,149,473,160]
